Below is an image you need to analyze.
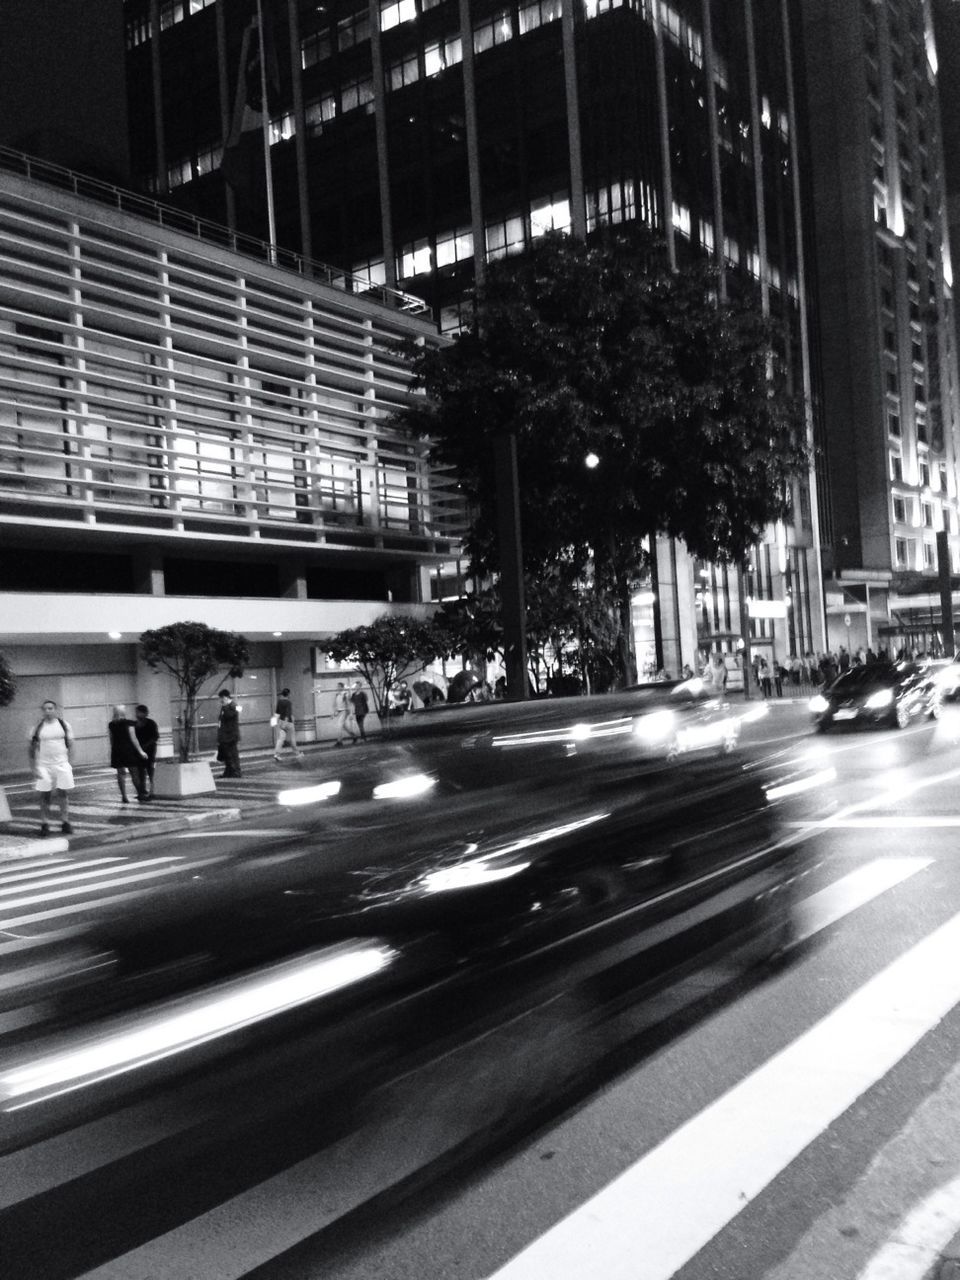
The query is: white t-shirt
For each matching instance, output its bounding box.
[32,718,72,766]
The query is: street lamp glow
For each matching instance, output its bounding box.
[584,452,600,469]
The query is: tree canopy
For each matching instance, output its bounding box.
[396,229,808,585]
[140,621,249,761]
[320,614,450,723]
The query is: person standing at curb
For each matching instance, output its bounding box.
[217,689,242,778]
[273,687,302,761]
[333,681,357,747]
[134,704,159,798]
[29,699,75,837]
[351,681,370,742]
[109,705,149,804]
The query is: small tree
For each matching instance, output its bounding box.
[0,651,14,710]
[321,615,450,726]
[139,622,250,762]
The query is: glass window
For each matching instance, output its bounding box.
[389,53,420,90]
[893,495,906,523]
[301,30,333,68]
[380,0,417,30]
[891,452,903,481]
[435,227,474,268]
[305,94,337,133]
[398,238,432,278]
[341,77,374,113]
[485,215,525,260]
[424,35,463,76]
[474,10,513,53]
[895,537,910,567]
[530,194,571,238]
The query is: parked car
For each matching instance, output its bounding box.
[809,661,941,730]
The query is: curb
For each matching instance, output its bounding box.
[0,806,243,860]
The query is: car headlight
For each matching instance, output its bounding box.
[809,695,829,714]
[865,688,894,709]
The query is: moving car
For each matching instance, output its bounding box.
[809,661,941,730]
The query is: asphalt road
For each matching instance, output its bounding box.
[6,699,960,1279]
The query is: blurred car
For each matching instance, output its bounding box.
[0,685,819,1151]
[809,661,941,730]
[930,653,960,702]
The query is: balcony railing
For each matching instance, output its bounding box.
[0,146,430,317]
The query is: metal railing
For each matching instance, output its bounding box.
[0,146,430,317]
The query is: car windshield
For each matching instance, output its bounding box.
[833,663,911,689]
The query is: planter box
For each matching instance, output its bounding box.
[152,758,217,798]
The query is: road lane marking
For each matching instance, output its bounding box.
[794,857,931,941]
[485,902,960,1280]
[789,817,960,829]
[0,856,179,899]
[856,1173,960,1279]
[0,856,227,928]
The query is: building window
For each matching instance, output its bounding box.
[920,459,931,488]
[888,411,901,437]
[398,238,432,279]
[922,500,934,527]
[301,30,333,68]
[923,541,936,568]
[884,329,897,352]
[671,202,692,239]
[269,113,296,145]
[388,52,420,90]
[380,0,417,31]
[890,452,903,482]
[586,179,641,232]
[435,226,474,268]
[424,35,463,76]
[474,10,513,53]
[305,94,337,133]
[351,258,387,288]
[530,193,571,239]
[893,495,906,523]
[485,214,525,260]
[518,0,562,36]
[341,77,374,113]
[338,10,371,49]
[895,537,910,567]
[886,370,899,394]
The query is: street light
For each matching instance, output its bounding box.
[584,452,600,469]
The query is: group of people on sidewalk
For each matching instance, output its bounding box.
[27,699,159,836]
[333,681,371,746]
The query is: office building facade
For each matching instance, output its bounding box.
[799,0,960,653]
[123,0,826,678]
[0,154,462,772]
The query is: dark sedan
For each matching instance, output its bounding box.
[810,661,941,730]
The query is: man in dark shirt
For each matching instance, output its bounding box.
[217,689,241,778]
[134,704,159,798]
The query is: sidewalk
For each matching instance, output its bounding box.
[0,742,332,859]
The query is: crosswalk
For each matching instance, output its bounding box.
[0,845,958,1280]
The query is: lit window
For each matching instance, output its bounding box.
[586,179,637,232]
[474,10,513,53]
[398,238,432,278]
[485,215,525,260]
[435,227,474,268]
[699,218,715,254]
[195,142,223,176]
[167,156,193,189]
[305,94,337,133]
[518,0,562,35]
[671,202,691,239]
[380,0,416,31]
[530,194,571,239]
[424,35,463,76]
[351,259,387,288]
[269,112,296,145]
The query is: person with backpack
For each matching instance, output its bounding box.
[29,699,75,837]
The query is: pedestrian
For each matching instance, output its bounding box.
[29,699,75,836]
[108,704,149,803]
[758,657,773,698]
[134,704,159,797]
[333,680,357,746]
[772,657,784,698]
[390,680,412,719]
[272,687,302,760]
[350,680,370,741]
[838,645,850,673]
[217,688,242,778]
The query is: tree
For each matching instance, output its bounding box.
[394,229,809,683]
[139,622,250,762]
[0,651,14,710]
[320,615,451,725]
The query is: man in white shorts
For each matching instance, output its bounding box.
[29,699,75,837]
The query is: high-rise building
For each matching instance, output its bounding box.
[123,0,826,677]
[798,0,960,654]
[0,155,462,771]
